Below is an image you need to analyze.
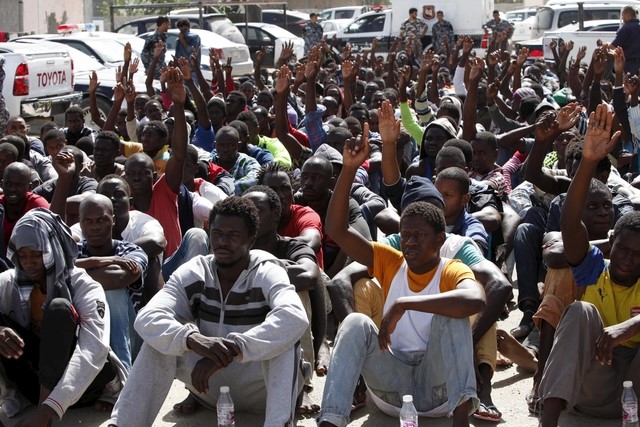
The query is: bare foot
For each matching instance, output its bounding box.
[315,339,331,376]
[497,329,538,373]
[496,351,513,367]
[173,393,203,414]
[297,387,321,414]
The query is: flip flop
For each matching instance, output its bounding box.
[473,403,502,423]
[527,393,543,415]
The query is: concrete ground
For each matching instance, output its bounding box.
[0,289,621,426]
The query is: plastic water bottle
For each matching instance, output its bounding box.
[399,394,418,427]
[623,381,639,427]
[217,386,235,427]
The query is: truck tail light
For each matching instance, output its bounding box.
[529,49,544,57]
[481,33,489,49]
[13,62,29,96]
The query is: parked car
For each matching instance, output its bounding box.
[0,42,81,123]
[319,6,372,21]
[11,39,157,122]
[115,14,245,44]
[12,32,145,68]
[505,8,537,23]
[512,16,537,42]
[260,10,310,37]
[235,23,304,68]
[321,19,352,39]
[139,28,253,77]
[542,19,621,65]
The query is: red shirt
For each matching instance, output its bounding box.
[280,204,324,270]
[145,175,181,257]
[1,192,50,250]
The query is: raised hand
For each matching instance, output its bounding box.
[566,40,574,52]
[556,102,581,131]
[486,78,500,101]
[305,48,320,80]
[275,64,291,94]
[614,46,625,75]
[592,47,606,75]
[487,51,501,67]
[222,57,233,76]
[123,42,132,62]
[624,73,640,97]
[398,65,411,90]
[549,40,557,51]
[279,40,294,64]
[462,36,473,55]
[124,79,136,104]
[53,151,76,177]
[153,41,165,60]
[516,47,529,67]
[419,50,432,74]
[431,54,440,74]
[256,46,266,64]
[163,67,186,105]
[89,71,100,93]
[583,104,621,161]
[342,59,356,80]
[294,63,305,85]
[575,45,587,64]
[342,122,370,169]
[113,82,125,104]
[129,57,140,76]
[378,100,400,145]
[190,47,201,68]
[115,65,123,84]
[469,57,485,83]
[535,110,559,142]
[209,47,220,70]
[177,57,192,80]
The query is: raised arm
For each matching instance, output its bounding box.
[274,65,307,163]
[178,57,210,131]
[163,68,188,193]
[379,100,402,186]
[462,57,483,141]
[145,41,164,96]
[325,123,374,269]
[88,71,105,129]
[561,105,621,266]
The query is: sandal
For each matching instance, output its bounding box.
[527,393,543,415]
[473,403,502,423]
[351,377,367,412]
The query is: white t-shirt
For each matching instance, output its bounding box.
[71,210,164,243]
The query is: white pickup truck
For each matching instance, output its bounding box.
[0,42,82,122]
[542,19,620,66]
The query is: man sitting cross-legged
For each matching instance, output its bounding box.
[539,105,640,425]
[318,123,485,427]
[108,197,309,426]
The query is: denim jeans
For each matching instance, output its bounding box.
[106,288,136,371]
[162,228,209,281]
[513,207,547,311]
[318,313,479,427]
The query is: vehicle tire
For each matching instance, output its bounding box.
[80,95,112,131]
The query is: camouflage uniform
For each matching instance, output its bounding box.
[303,21,323,55]
[485,18,513,51]
[432,19,454,54]
[400,18,428,54]
[141,30,167,80]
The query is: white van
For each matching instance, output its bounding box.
[319,6,372,22]
[530,0,640,39]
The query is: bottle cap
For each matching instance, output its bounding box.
[220,386,230,393]
[402,395,413,403]
[624,381,633,388]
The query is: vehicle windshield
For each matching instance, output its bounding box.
[536,7,554,30]
[64,47,108,73]
[319,11,331,20]
[335,10,355,19]
[70,39,127,63]
[345,14,385,33]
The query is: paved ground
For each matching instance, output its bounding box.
[0,290,622,426]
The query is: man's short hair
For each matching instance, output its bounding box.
[208,196,260,240]
[43,129,66,144]
[95,130,121,151]
[62,145,85,166]
[310,12,317,18]
[238,110,261,128]
[436,146,466,169]
[409,7,418,14]
[76,136,94,156]
[157,16,170,27]
[623,6,637,18]
[257,162,294,185]
[437,10,444,15]
[443,139,473,164]
[472,131,498,150]
[437,166,470,194]
[228,120,250,140]
[493,10,500,14]
[0,143,19,162]
[98,174,131,195]
[176,18,190,28]
[228,91,248,108]
[143,120,169,141]
[65,105,84,119]
[613,211,640,238]
[242,185,282,223]
[0,135,27,160]
[401,201,446,234]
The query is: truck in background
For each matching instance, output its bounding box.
[334,0,495,56]
[0,42,81,124]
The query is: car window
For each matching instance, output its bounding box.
[558,9,620,28]
[335,10,354,19]
[345,14,385,34]
[145,22,156,32]
[116,23,139,35]
[257,29,273,43]
[319,11,331,20]
[536,8,554,30]
[506,12,525,22]
[262,13,279,25]
[57,40,94,58]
